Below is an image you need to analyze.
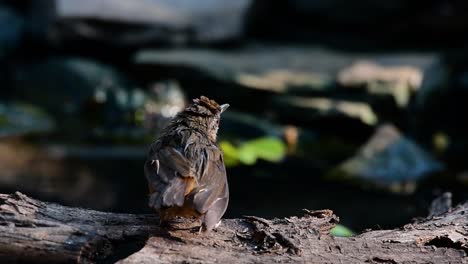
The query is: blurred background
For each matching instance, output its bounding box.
[0,0,467,234]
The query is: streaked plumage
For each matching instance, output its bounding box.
[144,96,229,231]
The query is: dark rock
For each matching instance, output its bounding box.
[287,0,410,25]
[133,46,350,114]
[11,57,137,121]
[337,60,425,107]
[134,45,344,89]
[271,95,378,158]
[0,102,55,138]
[220,111,285,140]
[247,1,468,48]
[134,46,435,117]
[334,55,434,128]
[142,80,186,134]
[53,0,252,46]
[0,6,23,58]
[428,192,452,218]
[413,57,449,110]
[331,124,443,193]
[411,54,468,170]
[273,95,377,126]
[23,0,56,39]
[9,57,180,143]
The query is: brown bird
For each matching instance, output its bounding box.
[144,96,229,231]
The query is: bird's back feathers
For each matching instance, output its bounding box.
[145,128,228,230]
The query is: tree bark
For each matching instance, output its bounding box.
[0,192,466,263]
[0,192,159,263]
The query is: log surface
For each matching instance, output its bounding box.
[0,192,159,263]
[0,192,466,263]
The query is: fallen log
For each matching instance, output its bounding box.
[0,192,159,263]
[0,192,466,263]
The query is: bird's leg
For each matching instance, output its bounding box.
[198,218,206,233]
[158,209,174,229]
[214,220,222,229]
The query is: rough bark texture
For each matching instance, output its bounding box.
[0,192,466,263]
[0,192,159,263]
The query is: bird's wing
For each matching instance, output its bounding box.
[191,146,229,218]
[145,144,197,209]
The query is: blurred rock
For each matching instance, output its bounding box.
[9,57,180,143]
[428,192,452,217]
[134,46,350,113]
[330,125,443,193]
[11,57,137,133]
[414,58,449,109]
[273,95,378,126]
[272,95,377,157]
[142,80,186,133]
[220,111,285,140]
[134,46,435,117]
[236,70,332,93]
[331,124,443,193]
[53,0,252,46]
[338,60,424,107]
[456,171,468,185]
[21,0,56,39]
[289,0,405,22]
[0,102,55,138]
[248,1,468,47]
[135,46,343,89]
[411,54,468,170]
[0,5,23,58]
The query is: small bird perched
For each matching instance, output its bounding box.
[144,96,229,231]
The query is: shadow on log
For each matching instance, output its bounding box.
[0,192,466,263]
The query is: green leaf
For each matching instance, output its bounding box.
[330,224,354,237]
[238,145,258,165]
[220,141,241,167]
[220,141,238,157]
[241,137,286,162]
[219,137,286,167]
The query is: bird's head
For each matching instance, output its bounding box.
[182,96,229,142]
